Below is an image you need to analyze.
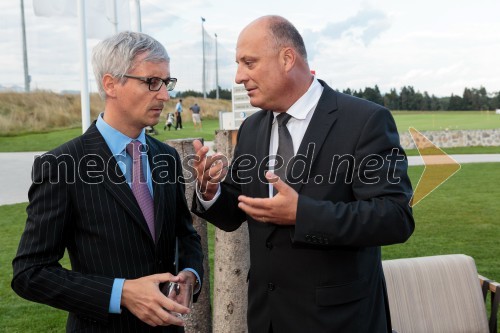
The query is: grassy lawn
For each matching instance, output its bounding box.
[392,110,500,132]
[0,203,70,332]
[405,145,500,156]
[383,163,500,281]
[0,119,221,152]
[1,111,500,153]
[1,163,499,331]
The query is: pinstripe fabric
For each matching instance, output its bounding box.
[12,123,203,332]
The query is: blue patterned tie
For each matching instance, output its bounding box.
[126,141,155,242]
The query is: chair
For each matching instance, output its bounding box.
[382,254,499,333]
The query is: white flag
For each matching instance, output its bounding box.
[32,0,130,38]
[33,0,76,17]
[87,0,130,39]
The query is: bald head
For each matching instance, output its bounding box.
[235,15,313,112]
[244,15,308,64]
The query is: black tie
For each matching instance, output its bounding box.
[274,113,294,192]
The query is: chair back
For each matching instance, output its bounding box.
[383,254,489,333]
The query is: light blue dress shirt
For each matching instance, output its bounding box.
[96,114,200,314]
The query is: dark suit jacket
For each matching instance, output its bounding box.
[12,123,203,332]
[193,81,414,333]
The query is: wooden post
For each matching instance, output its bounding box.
[212,130,250,333]
[165,138,212,333]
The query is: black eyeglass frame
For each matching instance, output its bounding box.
[122,74,177,91]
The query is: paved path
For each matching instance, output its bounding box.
[1,150,499,206]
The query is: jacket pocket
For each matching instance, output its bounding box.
[315,277,369,306]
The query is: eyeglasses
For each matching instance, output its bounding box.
[123,74,177,91]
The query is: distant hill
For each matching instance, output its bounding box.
[0,91,231,135]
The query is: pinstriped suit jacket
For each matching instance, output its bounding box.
[12,123,203,332]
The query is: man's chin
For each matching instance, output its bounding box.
[248,96,263,109]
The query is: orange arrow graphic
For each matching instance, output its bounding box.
[409,127,461,207]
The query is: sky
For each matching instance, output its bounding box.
[1,0,500,97]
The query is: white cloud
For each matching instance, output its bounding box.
[1,0,500,97]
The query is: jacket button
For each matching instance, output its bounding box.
[268,283,275,291]
[266,241,273,249]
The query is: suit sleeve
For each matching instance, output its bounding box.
[191,126,248,232]
[293,107,415,247]
[11,154,113,323]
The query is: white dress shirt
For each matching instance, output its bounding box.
[199,78,324,206]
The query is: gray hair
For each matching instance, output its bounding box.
[267,16,308,63]
[91,31,170,99]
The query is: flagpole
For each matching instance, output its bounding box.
[20,0,30,92]
[215,33,219,100]
[201,17,206,99]
[78,0,91,132]
[111,0,118,34]
[134,0,142,32]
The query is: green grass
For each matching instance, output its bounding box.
[2,163,499,331]
[383,163,500,281]
[405,145,500,156]
[0,203,69,332]
[392,110,500,132]
[1,111,500,152]
[0,119,220,152]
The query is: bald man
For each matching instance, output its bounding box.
[192,16,414,333]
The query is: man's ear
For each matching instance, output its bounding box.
[102,74,118,98]
[281,47,296,72]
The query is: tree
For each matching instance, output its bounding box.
[165,139,213,333]
[448,94,464,110]
[208,87,232,100]
[384,88,399,110]
[362,85,383,105]
[179,90,204,98]
[430,95,442,110]
[212,130,250,333]
[462,88,474,110]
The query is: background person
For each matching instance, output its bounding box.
[189,103,202,131]
[191,15,414,333]
[12,31,203,332]
[175,98,183,130]
[164,112,174,131]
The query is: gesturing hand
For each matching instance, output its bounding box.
[192,139,228,201]
[238,171,298,225]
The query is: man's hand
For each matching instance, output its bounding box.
[192,139,228,201]
[238,171,298,225]
[121,273,189,327]
[177,270,197,289]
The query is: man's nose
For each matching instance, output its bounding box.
[157,84,170,101]
[235,65,248,84]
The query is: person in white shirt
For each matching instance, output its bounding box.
[190,15,414,333]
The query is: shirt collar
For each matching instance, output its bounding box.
[96,113,147,156]
[273,78,323,123]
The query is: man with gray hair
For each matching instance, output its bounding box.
[12,31,203,332]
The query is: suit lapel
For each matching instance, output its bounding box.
[83,124,154,242]
[255,111,274,198]
[146,137,166,243]
[289,82,339,193]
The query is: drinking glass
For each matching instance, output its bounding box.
[161,282,193,319]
